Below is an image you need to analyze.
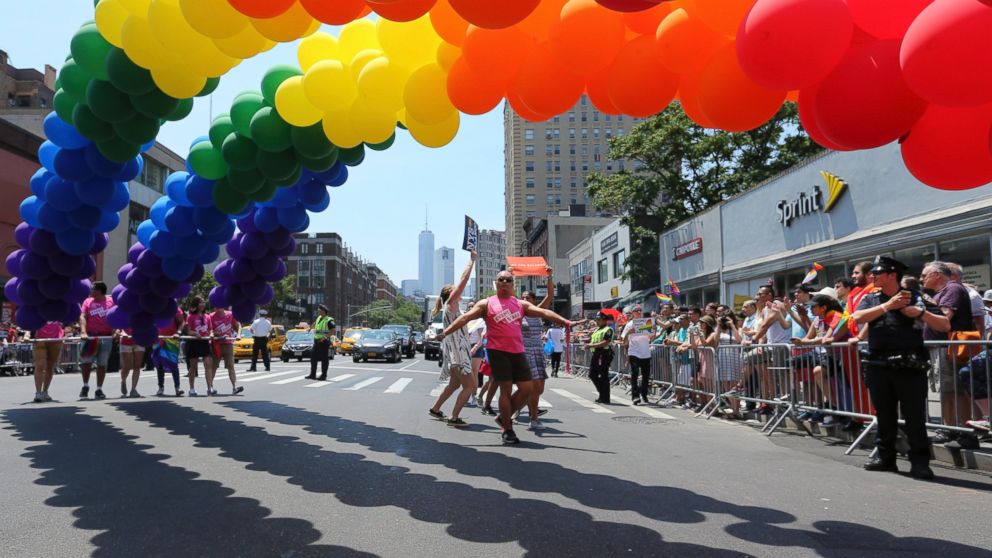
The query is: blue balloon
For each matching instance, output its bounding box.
[270,187,298,209]
[150,197,174,231]
[189,135,210,150]
[149,230,178,258]
[164,205,196,236]
[176,233,206,260]
[306,193,330,213]
[136,220,156,247]
[56,228,96,256]
[254,206,279,233]
[53,147,92,181]
[95,210,120,233]
[106,181,131,212]
[44,112,89,149]
[19,197,43,228]
[85,143,126,178]
[185,176,215,208]
[91,232,109,255]
[162,256,195,282]
[115,156,143,182]
[231,203,254,220]
[38,203,71,233]
[197,244,220,265]
[298,179,325,205]
[39,141,59,173]
[74,176,116,207]
[67,205,102,230]
[30,169,54,198]
[46,177,83,212]
[141,140,156,153]
[193,206,227,235]
[277,205,308,232]
[165,172,191,206]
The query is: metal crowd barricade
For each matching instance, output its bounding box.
[708,343,799,435]
[0,343,34,376]
[58,340,82,373]
[924,339,992,436]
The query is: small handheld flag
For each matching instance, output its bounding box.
[802,262,825,285]
[656,291,673,303]
[667,277,681,297]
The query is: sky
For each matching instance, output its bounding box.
[0,1,505,287]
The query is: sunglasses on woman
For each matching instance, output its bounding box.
[496,277,514,283]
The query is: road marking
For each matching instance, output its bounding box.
[608,397,676,420]
[398,359,421,370]
[538,398,552,408]
[270,375,310,385]
[385,378,413,393]
[344,377,383,391]
[240,371,300,382]
[303,374,356,388]
[549,388,614,414]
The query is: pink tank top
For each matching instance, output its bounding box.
[485,295,524,353]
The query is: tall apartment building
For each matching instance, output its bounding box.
[433,246,454,293]
[418,228,434,296]
[504,95,642,256]
[475,229,506,300]
[400,279,419,297]
[369,264,397,301]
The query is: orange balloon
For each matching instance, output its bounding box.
[299,0,370,24]
[251,1,319,43]
[462,25,535,87]
[448,0,541,30]
[430,0,468,46]
[676,69,718,128]
[507,90,553,122]
[786,90,799,102]
[607,35,679,117]
[623,2,673,35]
[517,0,568,39]
[512,41,584,117]
[696,42,787,132]
[366,0,437,22]
[447,56,504,115]
[585,68,622,115]
[551,0,626,77]
[686,0,754,36]
[655,8,728,75]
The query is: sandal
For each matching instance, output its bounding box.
[428,408,445,420]
[446,418,468,427]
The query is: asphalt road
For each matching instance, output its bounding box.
[1,355,989,557]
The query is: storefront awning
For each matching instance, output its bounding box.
[613,287,658,310]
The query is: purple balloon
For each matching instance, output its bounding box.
[255,285,274,306]
[16,305,45,331]
[213,259,234,286]
[137,250,163,278]
[19,252,52,280]
[132,326,158,347]
[39,299,70,322]
[117,263,134,285]
[241,278,266,300]
[237,214,258,234]
[149,275,178,295]
[231,259,256,282]
[15,222,34,249]
[116,289,140,314]
[91,233,109,254]
[188,263,204,284]
[250,254,279,276]
[79,256,97,279]
[29,229,60,257]
[272,238,296,258]
[63,303,81,325]
[172,282,191,299]
[128,243,145,265]
[226,284,247,306]
[111,283,126,303]
[231,301,256,323]
[240,233,267,259]
[130,311,155,331]
[139,293,167,314]
[5,250,25,277]
[125,268,151,295]
[39,275,72,299]
[71,279,92,303]
[16,279,45,306]
[49,252,85,277]
[208,286,228,309]
[261,260,287,282]
[5,277,22,305]
[107,306,131,329]
[264,229,292,250]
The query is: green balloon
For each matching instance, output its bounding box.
[271,165,302,187]
[54,90,79,124]
[58,59,92,103]
[396,121,408,130]
[209,115,235,149]
[197,77,221,98]
[256,148,298,182]
[131,88,180,120]
[97,136,141,163]
[105,47,154,95]
[230,92,265,138]
[249,107,292,152]
[166,98,194,122]
[297,149,338,173]
[212,179,250,215]
[221,133,259,171]
[290,123,335,159]
[260,65,302,106]
[73,104,116,142]
[249,180,277,203]
[338,144,365,167]
[366,133,395,152]
[113,113,160,145]
[188,142,229,180]
[86,79,134,123]
[70,24,112,81]
[227,168,266,195]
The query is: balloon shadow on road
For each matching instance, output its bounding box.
[1,407,376,558]
[112,400,752,557]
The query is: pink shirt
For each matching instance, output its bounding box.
[36,322,64,340]
[485,295,525,353]
[159,309,184,336]
[121,327,135,346]
[208,311,236,345]
[185,313,210,337]
[82,296,114,335]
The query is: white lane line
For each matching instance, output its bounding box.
[270,375,310,385]
[304,374,355,388]
[430,385,444,397]
[538,398,553,409]
[239,370,300,383]
[549,388,614,414]
[344,377,383,391]
[398,359,421,370]
[385,378,413,393]
[609,397,676,420]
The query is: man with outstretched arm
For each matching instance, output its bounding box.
[442,269,574,445]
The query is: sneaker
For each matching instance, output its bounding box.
[945,435,980,451]
[189,389,198,397]
[208,388,218,396]
[233,386,244,395]
[632,398,642,406]
[931,430,957,444]
[129,389,141,398]
[466,396,478,407]
[175,388,185,397]
[121,380,127,396]
[428,408,445,420]
[863,457,898,473]
[156,387,165,396]
[94,389,106,400]
[33,393,44,403]
[41,391,52,402]
[481,406,496,416]
[528,420,545,431]
[822,415,836,427]
[446,417,468,428]
[536,409,549,417]
[79,386,90,399]
[501,430,521,445]
[910,464,935,480]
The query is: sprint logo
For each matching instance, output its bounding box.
[819,170,847,213]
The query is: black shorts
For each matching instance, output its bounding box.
[487,349,533,383]
[185,339,211,359]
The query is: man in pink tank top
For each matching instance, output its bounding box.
[443,270,573,445]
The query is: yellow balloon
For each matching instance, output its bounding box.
[95,0,130,47]
[119,0,148,13]
[148,0,202,53]
[251,1,318,43]
[213,23,275,59]
[350,100,398,145]
[179,0,247,40]
[436,42,460,72]
[150,63,208,98]
[376,15,441,69]
[403,63,455,125]
[275,76,323,127]
[339,19,379,63]
[349,49,383,80]
[357,56,407,112]
[298,32,339,72]
[303,60,358,112]
[121,14,163,69]
[406,110,459,148]
[322,109,363,149]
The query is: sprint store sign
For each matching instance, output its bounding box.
[776,171,848,227]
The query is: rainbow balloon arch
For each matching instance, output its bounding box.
[5,0,992,343]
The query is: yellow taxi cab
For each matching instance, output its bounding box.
[233,325,287,363]
[337,327,369,355]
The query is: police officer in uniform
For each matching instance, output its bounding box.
[306,305,335,381]
[852,256,949,480]
[587,311,616,404]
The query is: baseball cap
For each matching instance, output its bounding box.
[596,311,613,321]
[631,304,642,312]
[983,289,992,302]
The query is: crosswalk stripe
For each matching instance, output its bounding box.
[270,376,310,385]
[549,388,614,414]
[385,378,413,393]
[538,398,552,408]
[344,377,383,391]
[239,371,300,383]
[608,397,676,420]
[304,374,355,388]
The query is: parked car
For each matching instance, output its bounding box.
[413,331,424,353]
[352,330,401,363]
[423,322,443,360]
[233,325,286,363]
[381,324,416,358]
[280,329,331,362]
[338,327,369,355]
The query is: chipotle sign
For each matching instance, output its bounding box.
[673,237,703,260]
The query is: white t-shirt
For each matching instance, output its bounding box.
[763,307,792,344]
[966,286,983,328]
[621,321,652,359]
[547,327,565,352]
[467,319,486,345]
[250,318,272,337]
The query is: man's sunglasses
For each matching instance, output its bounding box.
[496,277,514,283]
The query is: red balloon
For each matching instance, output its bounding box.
[512,41,585,117]
[446,57,504,115]
[848,0,932,39]
[900,0,992,107]
[736,0,853,91]
[366,0,437,22]
[812,40,927,150]
[448,0,541,29]
[300,0,371,24]
[228,0,295,19]
[797,89,852,151]
[595,0,664,12]
[607,35,679,117]
[901,103,992,190]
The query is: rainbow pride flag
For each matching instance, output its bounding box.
[802,262,825,285]
[667,277,681,297]
[656,292,673,303]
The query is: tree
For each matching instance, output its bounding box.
[262,275,298,320]
[587,102,824,285]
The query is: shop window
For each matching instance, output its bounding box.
[892,245,936,283]
[612,250,625,278]
[597,259,608,283]
[939,235,991,291]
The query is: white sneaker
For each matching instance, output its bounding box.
[529,420,545,431]
[189,389,198,397]
[823,415,836,426]
[129,389,141,398]
[467,396,478,407]
[156,387,164,396]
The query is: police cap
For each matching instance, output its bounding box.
[869,255,907,275]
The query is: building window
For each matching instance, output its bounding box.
[605,114,612,122]
[526,210,536,217]
[526,195,535,206]
[597,259,608,284]
[569,144,576,155]
[127,203,149,248]
[581,97,588,106]
[580,128,588,139]
[301,243,309,255]
[593,128,600,139]
[525,161,535,172]
[524,145,535,156]
[315,244,323,254]
[581,144,588,156]
[582,161,589,172]
[570,160,576,172]
[554,144,560,155]
[553,178,561,188]
[526,178,535,188]
[581,112,588,122]
[553,116,560,123]
[569,128,575,139]
[570,178,577,188]
[313,259,325,274]
[553,128,560,140]
[524,129,535,140]
[606,128,613,139]
[568,111,575,122]
[593,161,601,171]
[546,178,553,188]
[612,250,625,278]
[545,144,553,155]
[554,161,560,172]
[140,160,165,193]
